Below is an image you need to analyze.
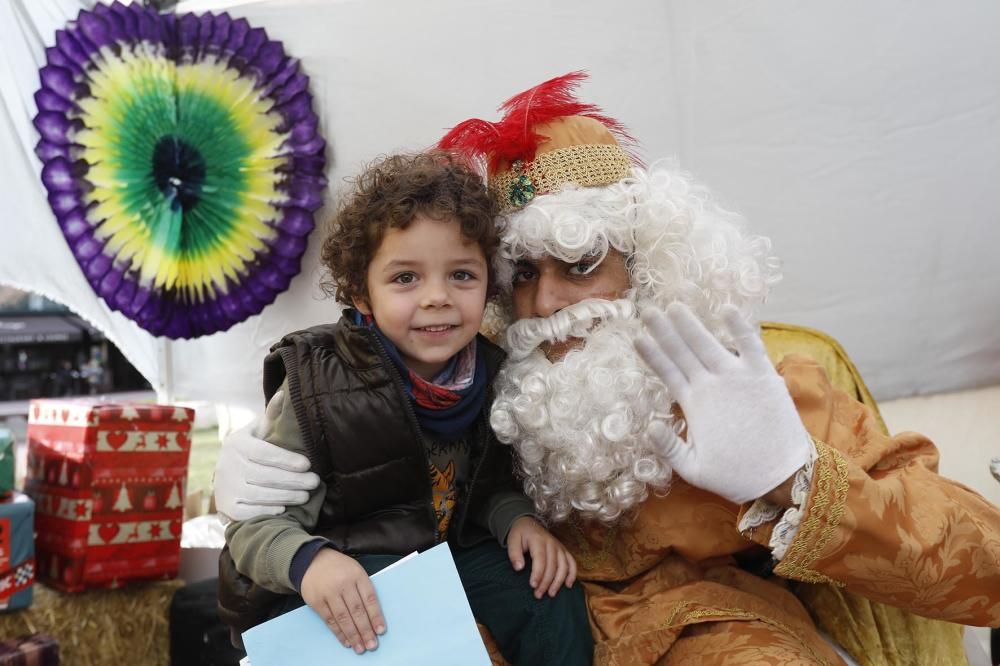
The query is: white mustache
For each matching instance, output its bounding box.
[503,298,638,361]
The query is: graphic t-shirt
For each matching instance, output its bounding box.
[425,435,472,539]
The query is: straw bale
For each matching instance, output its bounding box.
[0,580,183,665]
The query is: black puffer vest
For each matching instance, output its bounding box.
[218,317,514,634]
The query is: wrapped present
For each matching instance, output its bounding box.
[0,634,58,665]
[0,428,13,496]
[0,492,34,612]
[26,400,193,592]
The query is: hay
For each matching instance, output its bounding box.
[0,579,183,665]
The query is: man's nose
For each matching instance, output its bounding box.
[532,273,565,318]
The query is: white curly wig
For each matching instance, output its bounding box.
[489,160,782,524]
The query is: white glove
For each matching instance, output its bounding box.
[634,302,813,505]
[213,390,321,522]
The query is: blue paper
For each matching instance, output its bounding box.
[241,543,491,665]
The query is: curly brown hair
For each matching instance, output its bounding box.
[320,151,501,307]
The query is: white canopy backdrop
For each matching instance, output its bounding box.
[2,0,999,413]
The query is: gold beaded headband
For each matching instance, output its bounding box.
[438,71,639,213]
[492,143,633,212]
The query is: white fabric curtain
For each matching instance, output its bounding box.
[0,0,163,395]
[0,0,334,409]
[2,0,999,412]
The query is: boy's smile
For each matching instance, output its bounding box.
[355,214,488,380]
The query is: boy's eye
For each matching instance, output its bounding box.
[452,270,476,281]
[393,272,417,284]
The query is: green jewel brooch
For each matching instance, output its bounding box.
[508,161,536,207]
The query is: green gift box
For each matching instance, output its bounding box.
[0,429,12,496]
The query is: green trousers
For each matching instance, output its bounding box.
[358,541,593,666]
[270,541,594,665]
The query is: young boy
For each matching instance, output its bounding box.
[218,152,592,665]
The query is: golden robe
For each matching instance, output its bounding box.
[555,354,1000,665]
[478,326,999,665]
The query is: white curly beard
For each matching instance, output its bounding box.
[488,162,780,524]
[491,298,680,524]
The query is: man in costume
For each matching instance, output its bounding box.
[216,73,1000,664]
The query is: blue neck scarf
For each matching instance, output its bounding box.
[352,310,487,440]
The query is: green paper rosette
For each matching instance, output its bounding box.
[34,2,326,338]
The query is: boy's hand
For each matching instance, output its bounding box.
[506,516,578,599]
[300,548,386,654]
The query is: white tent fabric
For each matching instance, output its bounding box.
[2,0,999,412]
[0,0,163,392]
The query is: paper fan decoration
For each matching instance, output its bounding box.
[33,2,326,338]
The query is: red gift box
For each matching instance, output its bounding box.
[26,400,193,592]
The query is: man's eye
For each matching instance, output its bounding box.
[512,269,537,284]
[393,272,417,284]
[568,261,597,276]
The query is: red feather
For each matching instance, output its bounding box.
[439,71,638,174]
[437,118,499,174]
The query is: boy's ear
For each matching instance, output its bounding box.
[352,295,372,315]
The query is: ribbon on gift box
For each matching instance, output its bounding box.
[0,559,35,608]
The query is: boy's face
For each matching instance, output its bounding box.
[355,214,488,380]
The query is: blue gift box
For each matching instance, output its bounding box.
[0,492,34,612]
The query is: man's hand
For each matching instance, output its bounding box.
[213,390,320,521]
[507,516,578,599]
[300,548,386,654]
[634,302,813,506]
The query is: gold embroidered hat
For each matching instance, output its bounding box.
[439,72,639,212]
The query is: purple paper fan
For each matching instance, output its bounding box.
[33,1,327,339]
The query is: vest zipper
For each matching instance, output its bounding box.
[363,329,439,543]
[455,388,494,546]
[277,346,326,473]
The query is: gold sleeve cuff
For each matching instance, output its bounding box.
[773,438,850,586]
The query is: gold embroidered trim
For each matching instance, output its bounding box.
[658,603,834,666]
[662,600,696,627]
[492,144,632,211]
[564,518,617,572]
[774,439,850,585]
